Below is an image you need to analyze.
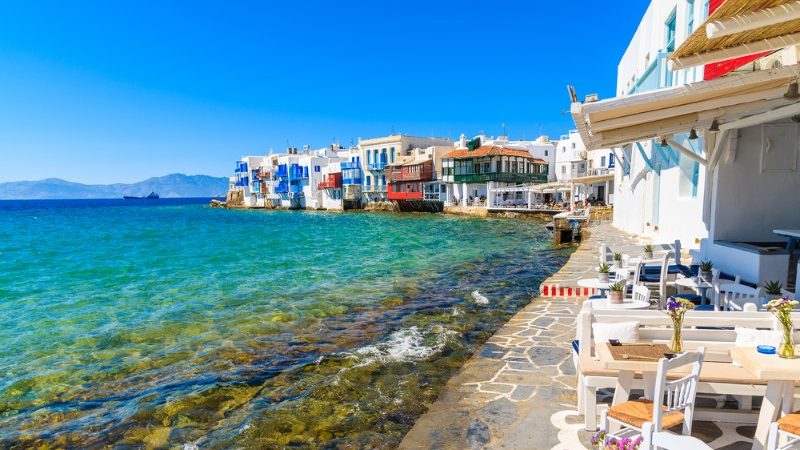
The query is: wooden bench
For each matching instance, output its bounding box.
[574,301,800,431]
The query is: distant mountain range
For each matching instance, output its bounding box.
[0,174,229,200]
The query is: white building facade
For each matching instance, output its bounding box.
[358,135,453,205]
[609,0,710,247]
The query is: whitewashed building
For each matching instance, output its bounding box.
[572,0,800,289]
[358,135,453,205]
[555,130,615,206]
[233,155,270,208]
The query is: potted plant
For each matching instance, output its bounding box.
[666,297,695,352]
[643,244,654,260]
[763,280,784,301]
[612,253,623,269]
[598,263,611,283]
[765,297,799,359]
[608,281,625,304]
[698,260,713,283]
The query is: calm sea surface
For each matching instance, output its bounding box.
[0,199,573,448]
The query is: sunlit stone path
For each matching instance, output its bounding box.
[400,222,755,449]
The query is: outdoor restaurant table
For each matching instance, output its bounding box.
[773,229,800,252]
[578,278,613,295]
[675,277,714,308]
[591,298,651,310]
[596,342,672,407]
[730,347,800,450]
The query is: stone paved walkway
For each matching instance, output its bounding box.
[400,222,755,450]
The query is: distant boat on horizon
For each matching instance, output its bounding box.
[123,191,159,200]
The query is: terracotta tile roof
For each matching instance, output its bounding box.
[443,146,539,160]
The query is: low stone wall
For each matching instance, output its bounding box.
[443,205,490,217]
[363,201,398,212]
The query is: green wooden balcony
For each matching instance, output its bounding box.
[453,172,547,184]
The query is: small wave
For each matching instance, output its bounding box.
[344,326,458,369]
[471,290,489,305]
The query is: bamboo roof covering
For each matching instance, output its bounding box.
[672,0,800,61]
[571,64,800,150]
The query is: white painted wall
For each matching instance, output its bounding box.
[617,0,706,97]
[555,130,586,182]
[611,0,710,249]
[710,122,800,243]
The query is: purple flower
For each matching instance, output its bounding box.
[667,297,679,310]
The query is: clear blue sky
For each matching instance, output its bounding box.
[0,1,648,184]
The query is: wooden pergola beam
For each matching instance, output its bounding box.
[667,138,708,166]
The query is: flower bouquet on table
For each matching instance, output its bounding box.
[591,430,643,449]
[667,297,695,353]
[765,296,799,359]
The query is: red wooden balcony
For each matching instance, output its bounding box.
[386,160,434,183]
[317,172,342,189]
[388,182,423,201]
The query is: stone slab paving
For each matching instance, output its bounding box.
[400,222,754,450]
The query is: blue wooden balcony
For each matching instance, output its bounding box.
[341,161,360,170]
[275,164,288,179]
[289,164,306,179]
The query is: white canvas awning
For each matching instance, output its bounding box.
[570,173,615,185]
[571,64,800,150]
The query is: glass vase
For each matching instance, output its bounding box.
[670,317,683,353]
[778,324,796,359]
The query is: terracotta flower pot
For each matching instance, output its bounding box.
[599,273,610,283]
[609,291,624,304]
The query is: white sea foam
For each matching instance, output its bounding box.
[472,290,490,305]
[345,326,459,369]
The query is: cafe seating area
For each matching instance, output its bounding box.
[574,241,800,450]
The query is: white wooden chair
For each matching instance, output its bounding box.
[631,283,651,304]
[640,252,672,308]
[600,348,705,450]
[600,243,614,266]
[718,283,763,311]
[767,411,800,450]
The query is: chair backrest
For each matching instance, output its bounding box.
[599,243,612,265]
[631,283,651,303]
[652,348,705,433]
[719,283,762,311]
[656,251,673,308]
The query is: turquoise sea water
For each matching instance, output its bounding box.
[0,199,573,448]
